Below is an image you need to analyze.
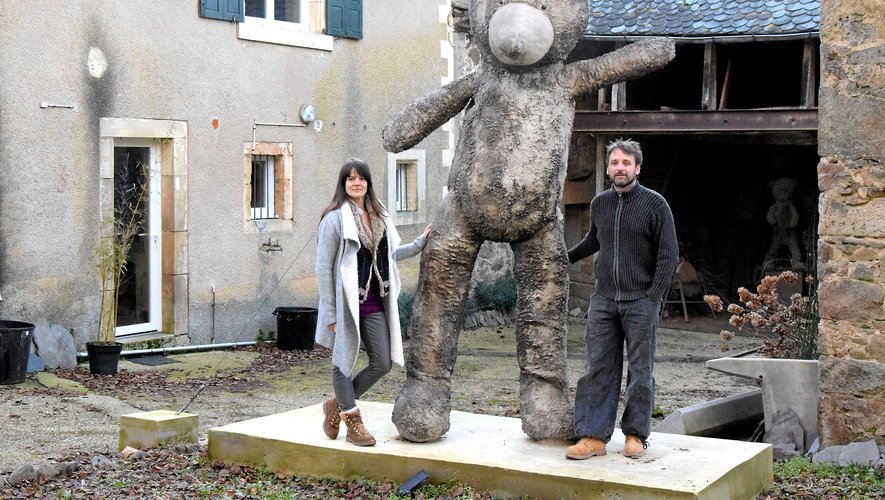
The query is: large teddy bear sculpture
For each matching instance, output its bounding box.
[383,0,675,442]
[764,176,804,270]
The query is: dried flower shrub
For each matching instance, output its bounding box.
[704,271,818,359]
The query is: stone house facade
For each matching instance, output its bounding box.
[0,1,455,347]
[816,0,884,446]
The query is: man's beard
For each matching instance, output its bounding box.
[611,174,637,189]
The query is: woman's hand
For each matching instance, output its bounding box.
[422,224,432,238]
[330,322,337,333]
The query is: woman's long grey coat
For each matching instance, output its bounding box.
[315,202,426,377]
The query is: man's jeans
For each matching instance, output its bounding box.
[574,295,659,442]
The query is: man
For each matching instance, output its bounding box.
[565,139,679,460]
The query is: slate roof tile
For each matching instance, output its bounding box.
[584,0,820,37]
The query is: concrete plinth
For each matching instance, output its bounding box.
[119,410,198,451]
[208,401,772,499]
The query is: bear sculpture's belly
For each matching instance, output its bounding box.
[451,82,574,242]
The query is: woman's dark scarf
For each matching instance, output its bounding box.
[349,201,390,303]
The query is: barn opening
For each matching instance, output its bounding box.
[565,37,820,312]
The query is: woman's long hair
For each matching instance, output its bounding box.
[319,158,387,221]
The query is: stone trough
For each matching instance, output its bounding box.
[654,389,764,438]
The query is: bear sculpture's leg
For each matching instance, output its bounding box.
[511,220,573,440]
[392,198,482,442]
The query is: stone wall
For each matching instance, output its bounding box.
[817,0,885,446]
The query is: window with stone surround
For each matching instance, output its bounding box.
[387,149,427,226]
[396,160,419,212]
[199,0,335,51]
[244,142,293,232]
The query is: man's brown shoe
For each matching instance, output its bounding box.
[340,408,376,446]
[565,437,607,459]
[322,398,340,439]
[624,435,647,458]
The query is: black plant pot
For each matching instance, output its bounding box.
[86,342,123,375]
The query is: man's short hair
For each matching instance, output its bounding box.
[606,138,643,166]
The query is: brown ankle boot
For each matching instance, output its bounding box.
[565,437,607,460]
[339,408,376,446]
[624,435,648,458]
[322,398,340,439]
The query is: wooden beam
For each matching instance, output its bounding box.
[573,109,818,133]
[702,43,717,111]
[800,38,818,109]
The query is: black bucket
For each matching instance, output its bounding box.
[273,307,317,350]
[0,320,35,385]
[86,342,124,375]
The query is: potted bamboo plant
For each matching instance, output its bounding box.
[86,160,149,375]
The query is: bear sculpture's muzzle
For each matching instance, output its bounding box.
[488,3,554,66]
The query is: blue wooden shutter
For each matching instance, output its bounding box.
[200,0,244,22]
[327,0,363,39]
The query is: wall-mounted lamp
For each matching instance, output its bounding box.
[299,104,316,124]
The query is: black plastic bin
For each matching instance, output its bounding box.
[0,320,35,385]
[273,307,317,350]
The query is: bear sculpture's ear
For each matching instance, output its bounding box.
[450,0,470,33]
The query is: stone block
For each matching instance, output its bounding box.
[820,356,885,394]
[818,277,885,321]
[819,91,885,160]
[818,393,885,447]
[819,194,885,239]
[840,440,880,466]
[119,410,198,451]
[32,319,77,370]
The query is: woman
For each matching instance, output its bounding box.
[315,158,429,446]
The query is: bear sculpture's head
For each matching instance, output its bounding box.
[470,0,590,71]
[770,176,798,202]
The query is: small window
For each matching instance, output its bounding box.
[244,142,294,231]
[387,150,426,226]
[396,161,419,212]
[250,155,276,219]
[237,0,333,50]
[245,0,306,24]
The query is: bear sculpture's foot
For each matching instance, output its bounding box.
[392,377,452,442]
[519,378,575,440]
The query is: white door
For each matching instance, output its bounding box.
[113,139,161,336]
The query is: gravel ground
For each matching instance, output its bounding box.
[0,318,761,480]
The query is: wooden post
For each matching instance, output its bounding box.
[702,42,717,111]
[595,136,605,195]
[800,38,817,108]
[719,57,732,110]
